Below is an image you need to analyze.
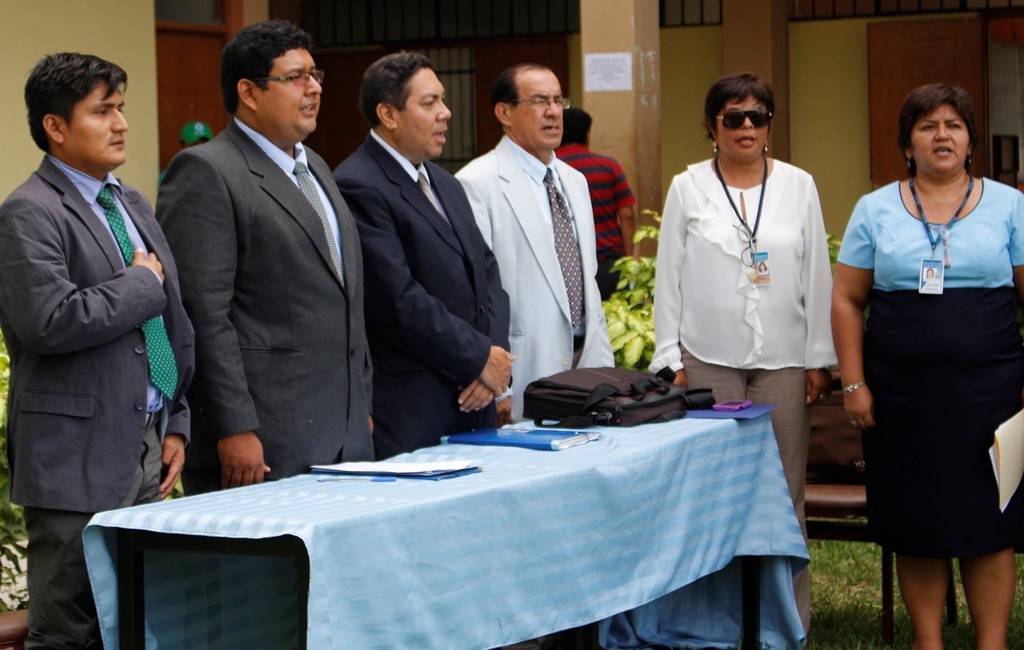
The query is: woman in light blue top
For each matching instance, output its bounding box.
[832,83,1024,650]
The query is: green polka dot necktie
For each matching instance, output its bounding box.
[96,186,179,399]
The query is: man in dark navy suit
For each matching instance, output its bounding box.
[334,53,511,459]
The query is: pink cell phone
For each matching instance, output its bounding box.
[712,400,753,412]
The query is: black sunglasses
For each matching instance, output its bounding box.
[716,109,772,130]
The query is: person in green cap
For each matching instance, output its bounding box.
[159,121,213,183]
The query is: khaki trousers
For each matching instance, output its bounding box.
[682,350,812,632]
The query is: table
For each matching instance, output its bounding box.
[84,415,809,649]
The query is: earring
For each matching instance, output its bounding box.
[712,141,718,156]
[967,153,973,166]
[763,142,768,154]
[906,158,913,170]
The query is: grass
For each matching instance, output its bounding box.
[808,539,1024,649]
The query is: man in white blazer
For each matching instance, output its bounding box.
[457,64,613,424]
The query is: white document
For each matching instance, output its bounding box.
[584,52,633,92]
[989,408,1024,512]
[311,460,478,476]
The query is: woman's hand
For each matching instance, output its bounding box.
[673,369,687,387]
[844,384,876,429]
[805,368,832,405]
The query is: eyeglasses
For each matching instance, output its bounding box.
[716,109,772,130]
[253,69,325,87]
[509,96,571,109]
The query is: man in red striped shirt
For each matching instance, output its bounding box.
[556,108,637,300]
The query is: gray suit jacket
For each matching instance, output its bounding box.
[158,121,373,487]
[0,157,195,513]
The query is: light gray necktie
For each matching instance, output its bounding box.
[294,161,345,286]
[418,171,441,213]
[417,171,451,227]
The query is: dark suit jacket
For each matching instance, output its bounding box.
[158,121,374,488]
[0,157,195,513]
[334,135,510,459]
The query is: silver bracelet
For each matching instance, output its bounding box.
[842,382,865,393]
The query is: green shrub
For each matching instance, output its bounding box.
[602,211,660,370]
[0,334,28,611]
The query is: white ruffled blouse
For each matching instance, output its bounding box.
[650,159,837,372]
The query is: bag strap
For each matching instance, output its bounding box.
[580,383,623,413]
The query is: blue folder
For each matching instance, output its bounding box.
[442,428,601,451]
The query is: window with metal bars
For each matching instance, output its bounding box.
[795,0,1024,21]
[661,0,722,26]
[315,0,579,47]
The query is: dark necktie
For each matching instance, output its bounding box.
[95,186,179,399]
[294,161,345,286]
[543,169,584,329]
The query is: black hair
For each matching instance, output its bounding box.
[702,72,775,141]
[561,108,592,146]
[491,63,549,107]
[221,20,312,114]
[25,53,126,153]
[897,83,978,177]
[359,52,434,127]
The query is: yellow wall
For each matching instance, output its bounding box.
[789,18,874,237]
[659,26,723,205]
[0,0,160,202]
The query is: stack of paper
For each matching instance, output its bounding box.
[990,409,1024,512]
[442,428,601,451]
[310,459,482,480]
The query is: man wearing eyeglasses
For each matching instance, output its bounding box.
[457,64,613,423]
[157,20,374,493]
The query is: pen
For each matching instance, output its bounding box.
[317,476,397,483]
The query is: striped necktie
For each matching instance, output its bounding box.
[543,169,584,328]
[294,161,345,286]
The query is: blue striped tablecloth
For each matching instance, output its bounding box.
[84,415,808,649]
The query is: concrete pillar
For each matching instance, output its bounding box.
[722,0,791,161]
[580,0,661,255]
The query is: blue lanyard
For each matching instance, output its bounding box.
[908,176,973,265]
[713,156,767,246]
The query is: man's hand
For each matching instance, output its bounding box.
[158,433,187,499]
[478,346,513,395]
[458,378,495,412]
[496,398,513,426]
[132,249,164,282]
[217,431,270,489]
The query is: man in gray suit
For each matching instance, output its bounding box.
[0,53,194,649]
[158,20,374,493]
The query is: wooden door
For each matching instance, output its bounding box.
[156,25,231,171]
[303,48,389,169]
[472,36,571,154]
[868,18,987,186]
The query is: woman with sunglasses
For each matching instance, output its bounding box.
[651,72,835,632]
[833,84,1024,650]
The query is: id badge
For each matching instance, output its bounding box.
[753,251,771,286]
[919,259,943,295]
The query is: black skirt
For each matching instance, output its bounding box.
[863,287,1024,557]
